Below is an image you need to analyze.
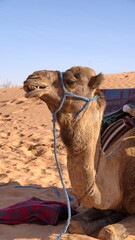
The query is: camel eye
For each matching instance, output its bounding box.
[66,80,77,86]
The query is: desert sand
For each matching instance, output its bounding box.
[0,71,135,240]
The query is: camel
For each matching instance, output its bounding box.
[24,66,135,240]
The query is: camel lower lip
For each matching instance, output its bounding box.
[25,89,46,98]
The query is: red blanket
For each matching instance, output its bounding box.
[0,197,77,225]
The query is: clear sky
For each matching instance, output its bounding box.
[0,0,135,86]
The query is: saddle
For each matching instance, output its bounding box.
[101,89,135,152]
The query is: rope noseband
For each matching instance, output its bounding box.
[53,72,99,240]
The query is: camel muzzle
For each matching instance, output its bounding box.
[23,81,47,98]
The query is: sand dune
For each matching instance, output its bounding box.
[0,72,135,240]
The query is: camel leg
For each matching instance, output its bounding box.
[98,215,135,240]
[68,208,126,236]
[68,208,110,235]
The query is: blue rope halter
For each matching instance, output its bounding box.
[53,72,99,240]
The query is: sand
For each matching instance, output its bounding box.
[0,71,135,240]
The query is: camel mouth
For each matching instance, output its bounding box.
[24,83,47,98]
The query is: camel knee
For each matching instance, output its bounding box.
[68,209,125,236]
[68,208,110,235]
[98,215,135,240]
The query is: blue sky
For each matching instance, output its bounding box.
[0,0,135,86]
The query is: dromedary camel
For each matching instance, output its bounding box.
[24,66,135,240]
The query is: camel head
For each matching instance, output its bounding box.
[24,66,104,115]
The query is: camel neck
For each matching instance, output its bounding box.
[57,101,104,206]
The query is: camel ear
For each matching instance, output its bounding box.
[88,73,104,89]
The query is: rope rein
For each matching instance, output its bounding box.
[53,72,99,240]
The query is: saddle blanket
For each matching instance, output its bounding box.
[0,197,77,225]
[102,88,135,114]
[100,88,135,151]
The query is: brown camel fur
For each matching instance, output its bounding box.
[24,66,135,239]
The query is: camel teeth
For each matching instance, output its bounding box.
[26,84,44,92]
[31,86,35,90]
[27,85,37,91]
